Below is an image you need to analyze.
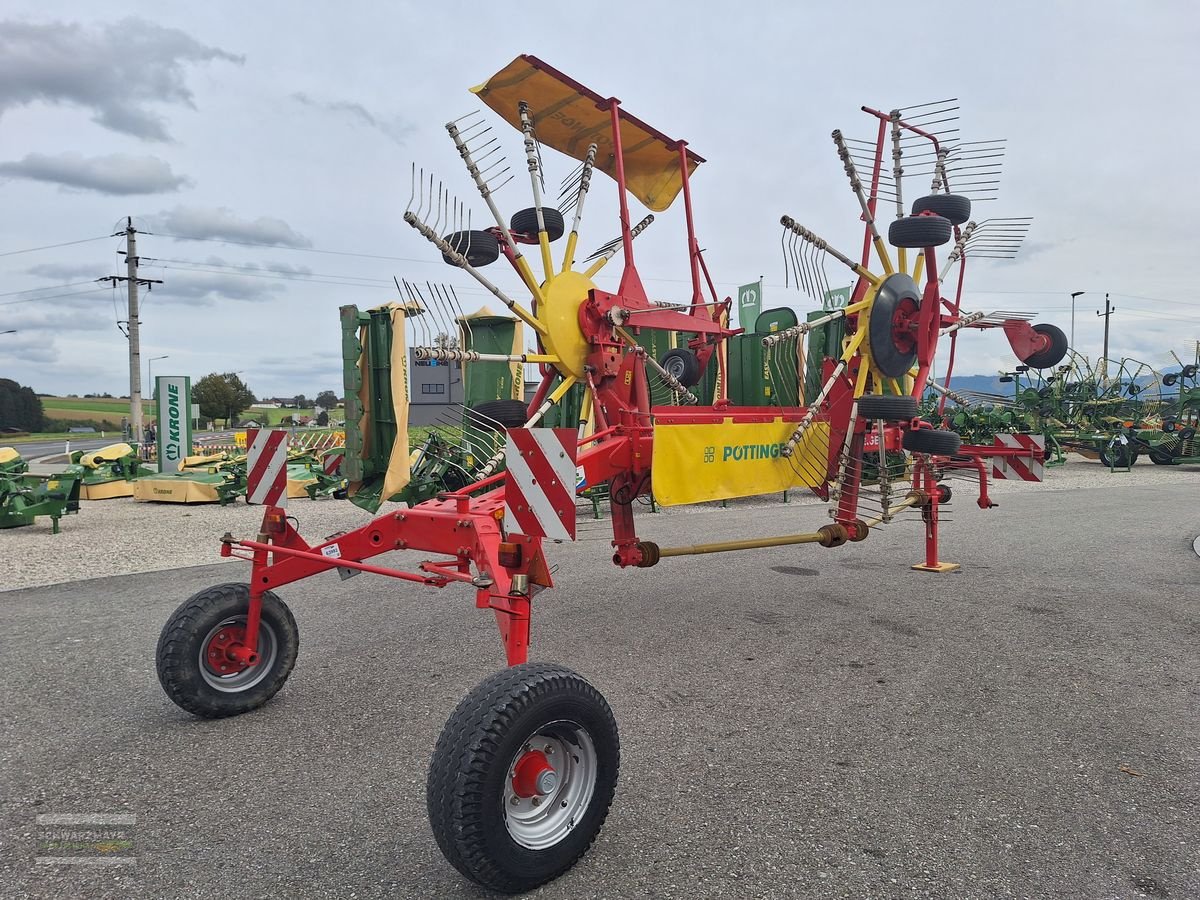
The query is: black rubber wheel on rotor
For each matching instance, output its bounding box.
[902,428,962,456]
[911,193,972,226]
[1184,364,1199,379]
[1162,373,1179,387]
[427,662,620,895]
[466,399,528,432]
[1162,416,1178,432]
[857,394,918,422]
[868,273,921,378]
[660,348,703,387]
[510,207,565,242]
[1022,323,1069,369]
[156,583,298,719]
[441,230,500,267]
[888,214,953,248]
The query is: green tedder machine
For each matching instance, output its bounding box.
[0,447,83,533]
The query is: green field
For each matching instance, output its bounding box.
[39,397,319,427]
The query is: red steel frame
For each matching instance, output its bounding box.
[221,94,1028,670]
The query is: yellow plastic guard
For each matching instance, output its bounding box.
[0,447,19,465]
[79,443,134,468]
[651,419,830,506]
[471,55,703,213]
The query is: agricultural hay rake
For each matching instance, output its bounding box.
[154,58,1068,893]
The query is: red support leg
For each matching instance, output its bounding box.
[911,458,960,573]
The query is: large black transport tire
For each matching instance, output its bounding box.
[156,583,299,719]
[466,399,528,432]
[1022,323,1069,369]
[660,348,703,387]
[441,230,501,267]
[510,207,566,242]
[911,193,972,226]
[902,428,962,456]
[857,394,919,422]
[1149,447,1176,465]
[868,273,921,378]
[1098,442,1137,468]
[888,214,953,248]
[427,663,620,894]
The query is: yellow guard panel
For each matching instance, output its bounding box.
[652,418,830,506]
[471,55,703,213]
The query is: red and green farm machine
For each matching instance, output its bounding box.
[155,57,1067,893]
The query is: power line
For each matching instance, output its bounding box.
[0,287,110,307]
[0,235,111,258]
[0,280,99,299]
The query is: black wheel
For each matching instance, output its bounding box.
[1184,364,1199,379]
[466,399,528,431]
[857,394,918,421]
[888,214,952,249]
[510,207,565,242]
[1022,323,1069,369]
[1163,416,1178,432]
[902,428,962,456]
[156,583,298,719]
[1162,373,1179,387]
[868,273,920,378]
[441,230,500,267]
[911,193,972,226]
[427,663,620,894]
[660,348,703,387]
[1150,448,1176,465]
[1097,441,1135,468]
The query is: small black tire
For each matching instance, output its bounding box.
[510,207,565,242]
[156,583,298,719]
[441,230,501,267]
[857,394,918,422]
[1162,416,1178,432]
[911,193,972,226]
[1184,364,1199,378]
[1162,373,1179,387]
[1149,448,1176,465]
[427,663,620,894]
[660,348,703,387]
[466,399,528,431]
[902,428,962,456]
[1098,442,1135,468]
[888,214,953,249]
[1021,322,1069,369]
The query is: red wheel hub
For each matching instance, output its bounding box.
[204,625,257,675]
[511,749,557,798]
[891,297,919,355]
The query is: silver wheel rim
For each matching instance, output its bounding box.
[198,616,278,692]
[502,721,598,850]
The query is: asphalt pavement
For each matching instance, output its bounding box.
[1,479,1197,899]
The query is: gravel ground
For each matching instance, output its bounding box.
[0,460,1197,899]
[3,454,1197,593]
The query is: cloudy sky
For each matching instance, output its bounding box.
[2,2,1198,400]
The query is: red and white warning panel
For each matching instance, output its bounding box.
[992,433,1045,482]
[503,428,578,540]
[246,429,289,506]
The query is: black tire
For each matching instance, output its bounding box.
[1098,442,1135,468]
[156,583,298,719]
[466,399,528,432]
[902,428,962,456]
[1022,323,1069,369]
[660,348,703,387]
[1162,416,1178,432]
[857,394,918,422]
[1162,373,1179,387]
[427,663,620,894]
[441,230,500,267]
[868,273,921,378]
[510,207,565,242]
[888,214,952,249]
[1184,364,1199,379]
[911,193,972,226]
[1150,448,1176,465]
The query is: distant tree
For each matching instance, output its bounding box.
[434,332,460,349]
[315,390,339,411]
[316,409,329,426]
[193,372,256,426]
[0,378,45,431]
[292,394,310,409]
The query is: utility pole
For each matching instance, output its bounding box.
[98,218,161,450]
[1096,293,1116,387]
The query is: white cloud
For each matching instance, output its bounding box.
[0,152,190,195]
[147,206,312,248]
